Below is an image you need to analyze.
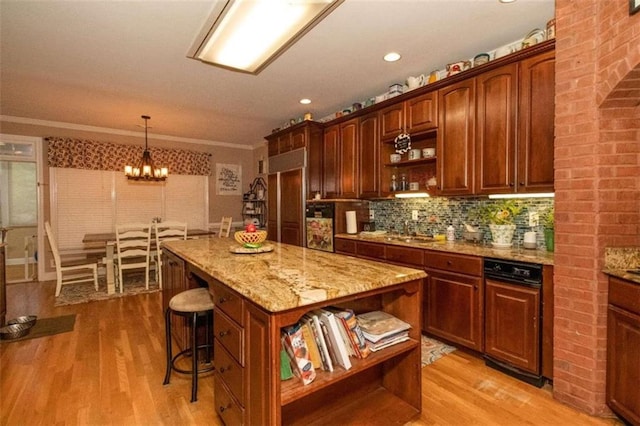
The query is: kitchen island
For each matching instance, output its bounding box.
[162,237,426,426]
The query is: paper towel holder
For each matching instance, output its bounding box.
[346,210,358,234]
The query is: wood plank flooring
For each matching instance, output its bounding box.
[1,280,622,425]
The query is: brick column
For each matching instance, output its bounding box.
[554,0,640,416]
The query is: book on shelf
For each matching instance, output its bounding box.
[300,321,322,370]
[302,313,333,372]
[314,309,352,370]
[280,344,294,380]
[328,307,371,359]
[282,323,316,385]
[357,310,412,343]
[367,330,410,352]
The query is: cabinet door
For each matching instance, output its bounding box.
[607,305,640,425]
[267,173,278,241]
[437,79,476,196]
[358,112,380,198]
[245,302,273,426]
[424,268,483,351]
[278,133,293,154]
[485,279,540,374]
[518,50,555,193]
[280,169,303,246]
[291,127,306,150]
[340,118,358,199]
[476,64,518,195]
[267,138,279,157]
[405,91,438,134]
[306,124,324,197]
[379,103,405,141]
[323,125,340,198]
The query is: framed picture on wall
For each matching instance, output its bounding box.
[631,0,640,15]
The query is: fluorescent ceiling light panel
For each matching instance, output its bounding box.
[189,0,343,74]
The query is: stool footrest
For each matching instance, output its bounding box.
[169,345,215,375]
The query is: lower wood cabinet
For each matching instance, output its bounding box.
[161,250,190,350]
[484,279,540,374]
[606,277,640,426]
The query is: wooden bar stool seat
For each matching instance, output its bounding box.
[163,287,214,402]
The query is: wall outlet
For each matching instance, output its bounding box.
[412,210,419,221]
[529,211,539,227]
[369,209,374,220]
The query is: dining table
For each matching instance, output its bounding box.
[82,228,217,295]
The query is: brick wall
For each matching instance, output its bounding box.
[554,0,640,416]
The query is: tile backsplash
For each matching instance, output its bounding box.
[370,197,554,249]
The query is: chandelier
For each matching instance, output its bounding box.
[124,115,168,181]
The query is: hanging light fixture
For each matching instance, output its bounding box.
[124,115,168,181]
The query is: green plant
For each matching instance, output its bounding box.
[473,200,523,225]
[542,206,554,229]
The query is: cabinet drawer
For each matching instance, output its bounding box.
[425,251,482,276]
[215,339,245,405]
[609,277,640,314]
[211,279,244,326]
[386,246,424,267]
[356,241,386,260]
[215,377,245,426]
[335,238,356,255]
[214,309,244,365]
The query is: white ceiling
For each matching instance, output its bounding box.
[0,0,554,148]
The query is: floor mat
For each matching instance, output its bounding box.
[421,335,456,366]
[54,274,159,306]
[1,314,76,343]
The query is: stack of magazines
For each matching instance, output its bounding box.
[356,311,411,352]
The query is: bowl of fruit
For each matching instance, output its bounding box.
[234,223,267,248]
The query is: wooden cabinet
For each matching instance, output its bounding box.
[322,124,340,198]
[280,169,304,246]
[267,173,278,241]
[437,79,476,196]
[0,244,5,327]
[322,119,359,199]
[484,279,540,374]
[518,50,555,193]
[339,119,359,199]
[475,63,518,194]
[358,112,380,198]
[424,251,484,351]
[379,92,438,142]
[606,277,640,426]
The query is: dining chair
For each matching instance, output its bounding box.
[153,221,187,289]
[114,223,152,293]
[219,216,233,238]
[45,221,99,297]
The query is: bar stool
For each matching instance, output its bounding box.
[163,287,214,402]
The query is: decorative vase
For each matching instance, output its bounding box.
[544,228,554,252]
[488,224,516,248]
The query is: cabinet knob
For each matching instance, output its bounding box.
[219,403,231,413]
[218,330,230,338]
[519,182,525,186]
[219,365,231,373]
[509,182,514,187]
[447,260,452,265]
[218,297,227,304]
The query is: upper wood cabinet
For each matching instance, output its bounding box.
[475,63,518,194]
[322,124,340,198]
[437,79,476,196]
[340,119,359,199]
[358,112,380,198]
[518,50,555,193]
[266,121,324,198]
[379,91,438,141]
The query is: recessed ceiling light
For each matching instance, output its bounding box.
[383,52,401,62]
[299,98,311,105]
[499,0,516,3]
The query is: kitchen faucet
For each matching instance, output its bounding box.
[403,220,409,236]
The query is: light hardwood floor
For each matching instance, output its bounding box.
[1,280,622,425]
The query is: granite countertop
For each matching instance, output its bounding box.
[335,233,555,266]
[603,247,640,285]
[163,238,426,313]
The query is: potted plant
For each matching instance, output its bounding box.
[541,206,554,252]
[474,200,523,247]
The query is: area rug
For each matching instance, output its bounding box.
[55,274,160,306]
[1,314,76,343]
[421,335,456,366]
